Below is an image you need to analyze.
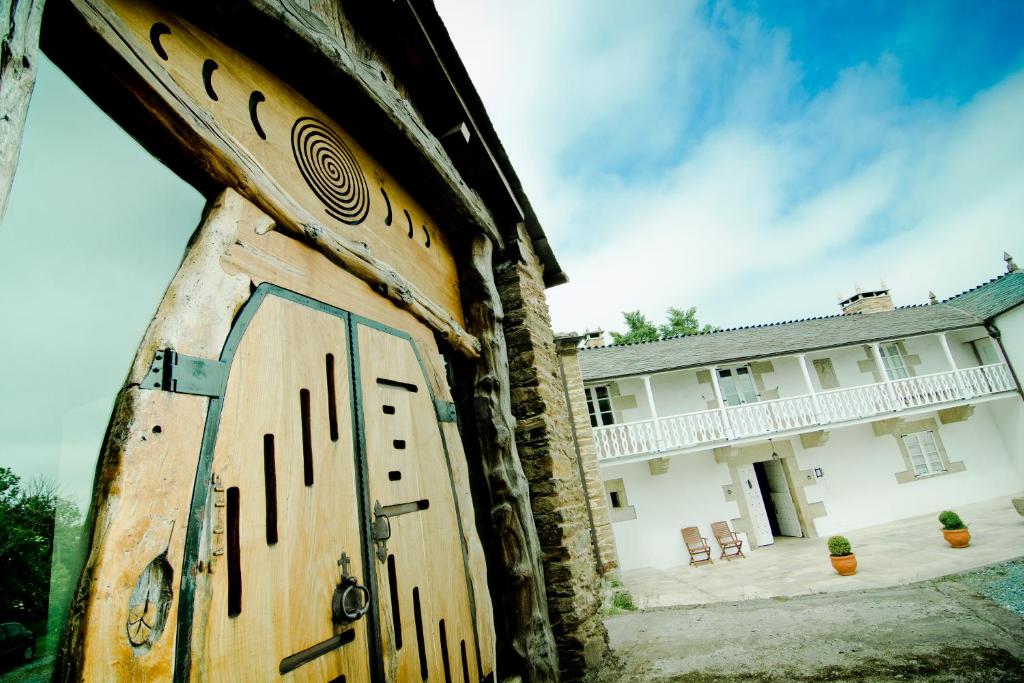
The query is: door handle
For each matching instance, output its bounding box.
[371,500,392,563]
[332,552,370,625]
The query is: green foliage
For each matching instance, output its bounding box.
[611,590,636,611]
[609,310,660,345]
[827,535,852,556]
[610,306,716,345]
[0,466,83,633]
[659,306,717,338]
[939,510,966,530]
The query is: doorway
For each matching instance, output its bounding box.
[737,459,803,547]
[755,460,803,539]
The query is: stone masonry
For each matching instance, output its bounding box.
[496,225,610,680]
[555,336,619,576]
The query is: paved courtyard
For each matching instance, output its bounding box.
[622,495,1024,608]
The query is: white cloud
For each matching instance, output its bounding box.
[435,1,1024,335]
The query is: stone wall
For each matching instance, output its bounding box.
[495,225,610,680]
[555,336,619,576]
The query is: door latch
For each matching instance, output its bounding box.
[332,552,370,625]
[371,501,392,563]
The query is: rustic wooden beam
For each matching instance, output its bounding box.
[464,233,559,682]
[59,0,480,359]
[0,0,46,222]
[178,0,504,250]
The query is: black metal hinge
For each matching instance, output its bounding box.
[142,349,228,398]
[434,399,457,423]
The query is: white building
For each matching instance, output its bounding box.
[578,260,1024,572]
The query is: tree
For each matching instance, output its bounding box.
[610,306,716,345]
[0,467,82,635]
[609,310,660,344]
[659,306,717,338]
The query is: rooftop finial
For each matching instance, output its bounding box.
[928,291,938,304]
[1005,252,1018,273]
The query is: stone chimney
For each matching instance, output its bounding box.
[582,329,605,348]
[839,285,894,315]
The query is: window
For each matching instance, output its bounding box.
[604,478,636,522]
[717,366,759,406]
[971,338,999,366]
[880,343,909,379]
[585,385,615,427]
[902,431,945,476]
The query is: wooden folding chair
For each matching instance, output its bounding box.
[681,526,713,566]
[711,520,745,560]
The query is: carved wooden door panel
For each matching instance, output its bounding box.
[180,287,372,681]
[354,321,481,682]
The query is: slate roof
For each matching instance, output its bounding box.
[579,270,1024,382]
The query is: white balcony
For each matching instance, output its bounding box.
[593,363,1017,463]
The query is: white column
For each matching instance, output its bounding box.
[797,354,825,423]
[708,366,734,439]
[642,374,664,451]
[938,332,968,399]
[871,342,899,411]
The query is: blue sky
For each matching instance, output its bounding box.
[436,0,1024,334]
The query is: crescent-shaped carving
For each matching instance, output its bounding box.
[248,91,267,140]
[404,209,413,239]
[202,59,219,101]
[422,225,431,248]
[381,188,392,226]
[150,23,171,60]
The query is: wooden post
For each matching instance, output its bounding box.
[797,354,824,422]
[0,0,46,222]
[937,332,969,399]
[463,233,559,682]
[642,375,663,450]
[708,366,734,439]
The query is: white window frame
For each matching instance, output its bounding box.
[880,342,910,380]
[901,430,945,477]
[717,365,760,406]
[585,385,615,427]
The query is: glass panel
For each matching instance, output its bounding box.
[903,434,928,475]
[718,370,742,406]
[921,432,944,473]
[882,343,909,379]
[0,55,204,677]
[735,367,759,403]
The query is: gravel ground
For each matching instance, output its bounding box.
[600,559,1024,682]
[951,559,1024,616]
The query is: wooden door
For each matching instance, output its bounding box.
[182,288,372,681]
[736,463,773,547]
[355,320,481,682]
[763,459,802,538]
[177,287,486,681]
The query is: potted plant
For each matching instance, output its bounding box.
[939,511,970,548]
[827,535,857,576]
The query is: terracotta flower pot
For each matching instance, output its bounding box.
[943,527,971,548]
[830,553,857,576]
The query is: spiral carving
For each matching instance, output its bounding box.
[291,117,370,225]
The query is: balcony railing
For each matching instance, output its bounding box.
[593,363,1016,462]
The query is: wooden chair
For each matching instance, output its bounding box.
[681,526,713,566]
[711,521,745,560]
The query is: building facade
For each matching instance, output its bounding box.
[571,263,1024,572]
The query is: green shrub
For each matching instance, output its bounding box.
[611,590,636,611]
[827,535,852,556]
[939,510,966,530]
